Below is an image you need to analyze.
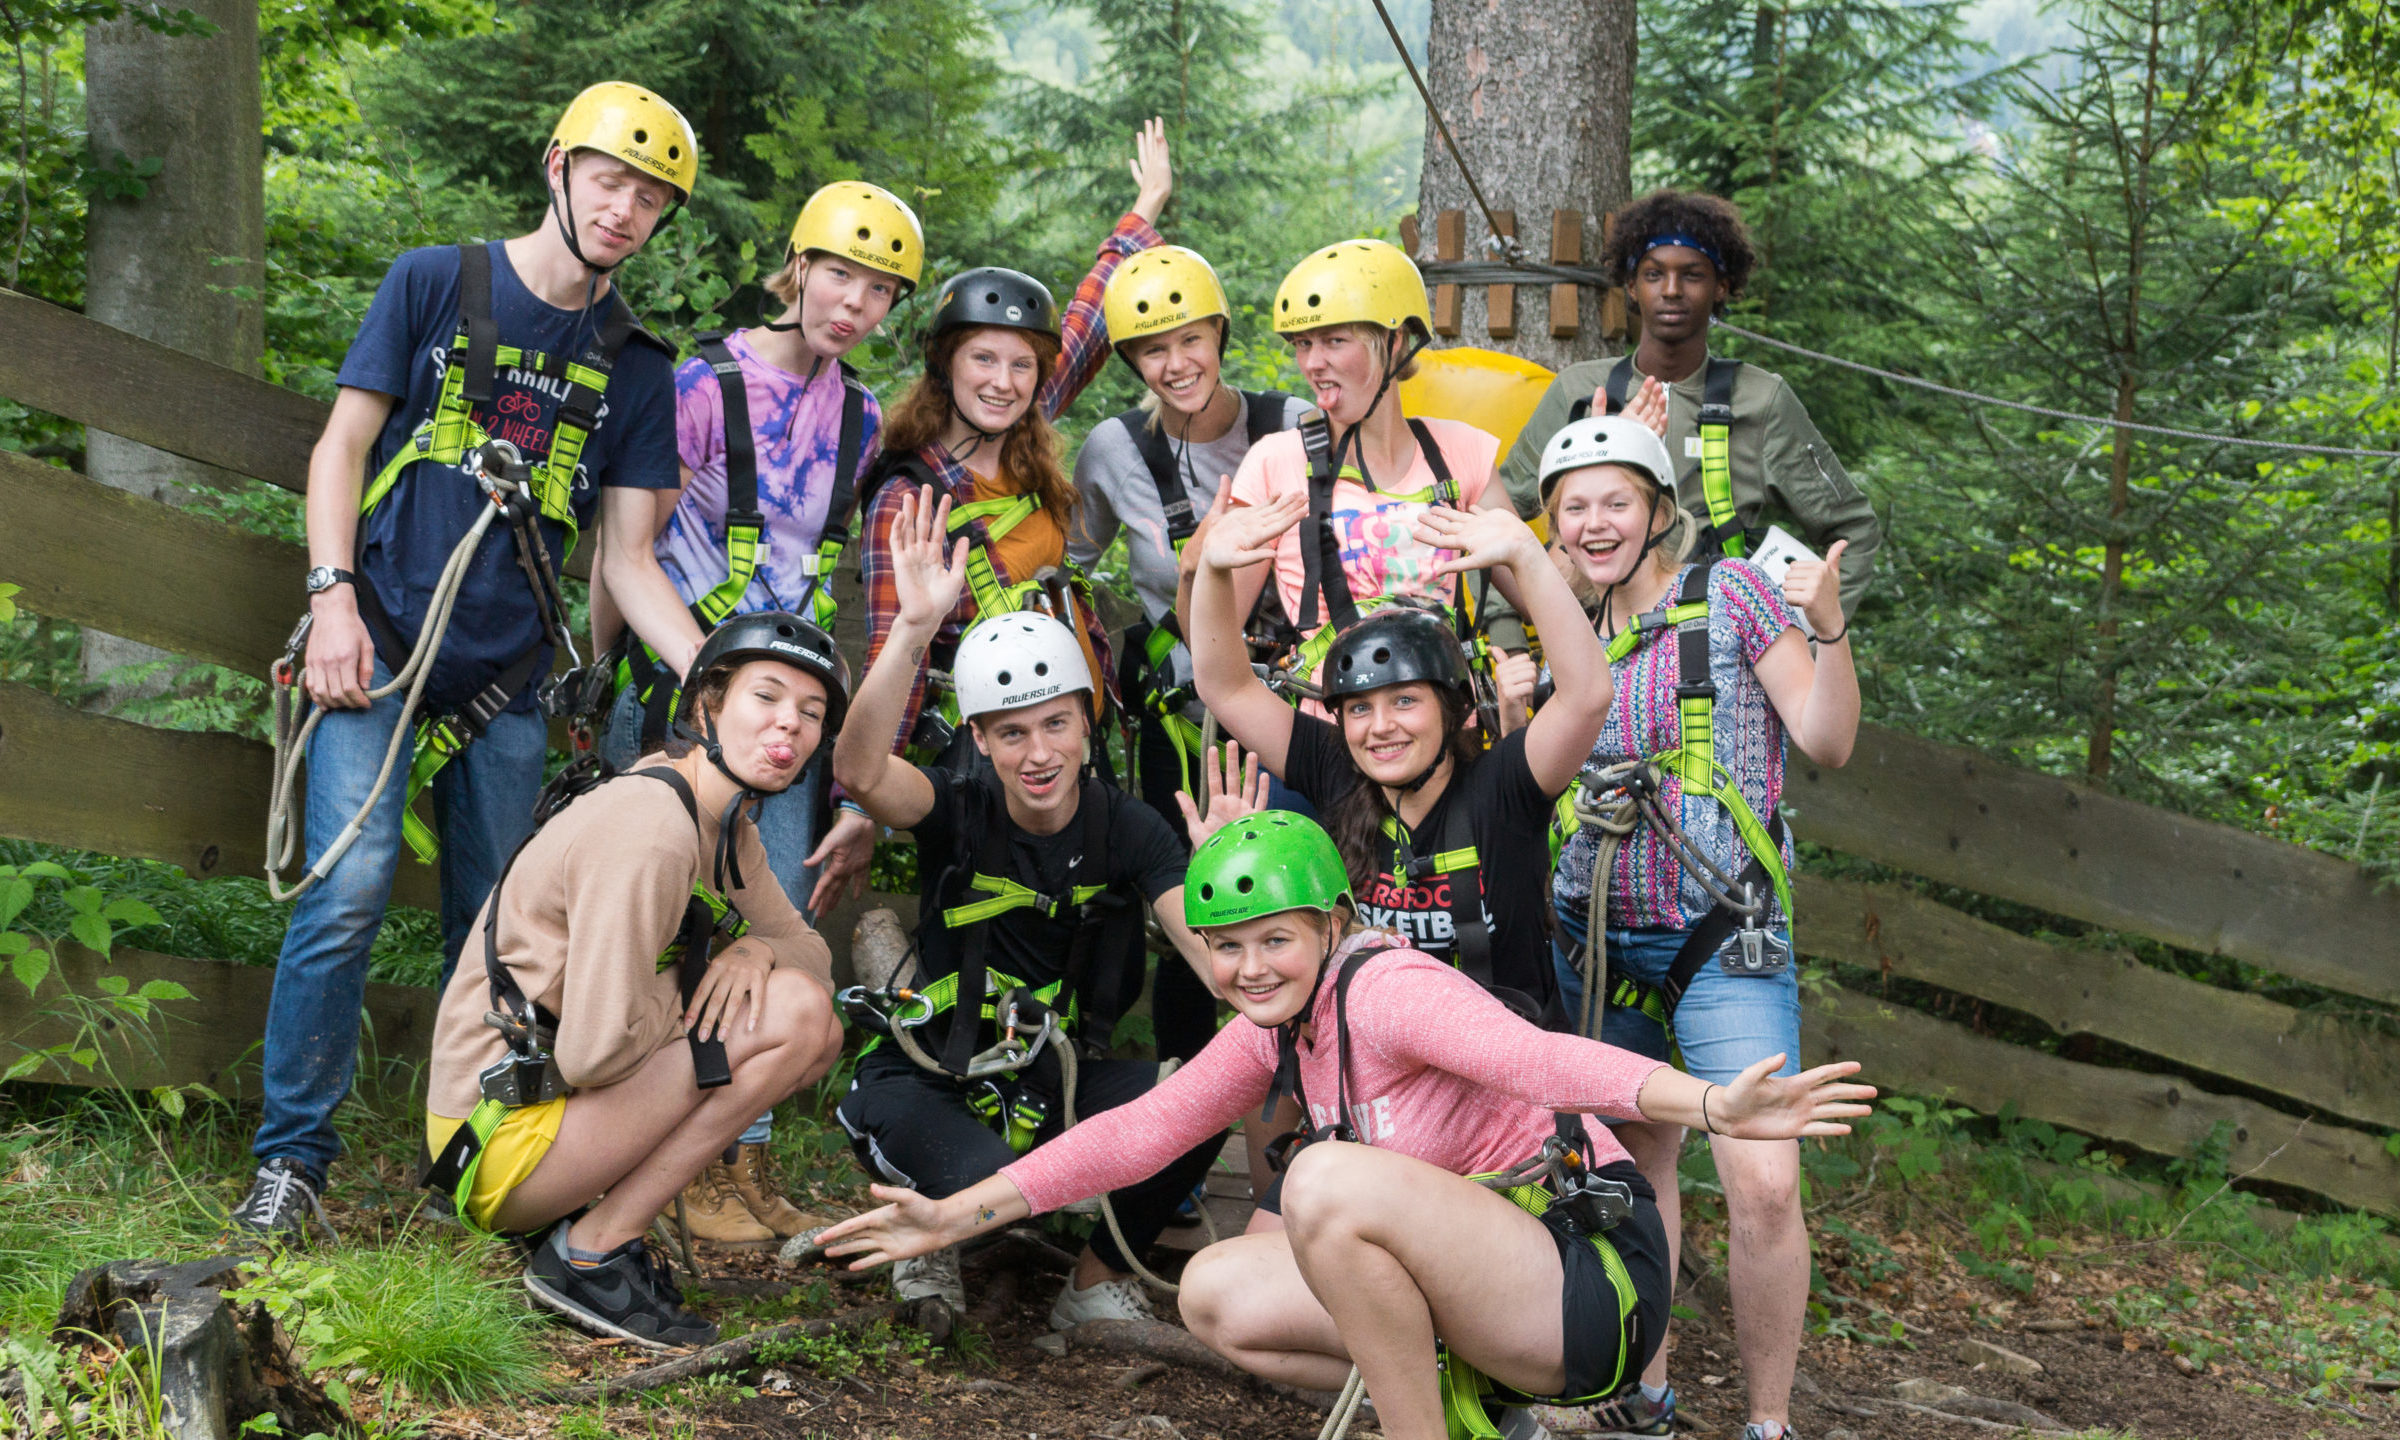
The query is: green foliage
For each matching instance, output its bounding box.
[232,1244,546,1407]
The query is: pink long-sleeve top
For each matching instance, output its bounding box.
[1000,935,1672,1215]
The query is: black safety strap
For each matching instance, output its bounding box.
[1294,409,1359,635]
[1247,389,1294,445]
[1673,559,1715,708]
[456,242,499,407]
[699,333,759,539]
[1120,409,1196,549]
[1056,783,1142,1058]
[1694,356,1748,554]
[637,767,737,1088]
[1657,811,1787,1019]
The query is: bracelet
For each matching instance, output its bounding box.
[837,800,871,818]
[1700,1083,1718,1136]
[1816,626,1849,645]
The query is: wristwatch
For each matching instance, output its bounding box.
[304,566,356,595]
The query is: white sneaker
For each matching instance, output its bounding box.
[1047,1272,1157,1330]
[1496,1406,1554,1440]
[892,1244,964,1308]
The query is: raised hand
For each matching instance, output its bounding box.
[1178,478,1235,589]
[1414,504,1541,577]
[1199,489,1305,575]
[1624,375,1669,436]
[1781,538,1848,639]
[1129,117,1174,223]
[1713,1055,1876,1140]
[891,485,970,628]
[1174,740,1270,848]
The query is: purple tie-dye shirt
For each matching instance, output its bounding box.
[655,329,883,616]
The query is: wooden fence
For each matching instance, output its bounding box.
[2,286,2395,1217]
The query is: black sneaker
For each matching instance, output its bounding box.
[229,1158,335,1244]
[523,1222,717,1350]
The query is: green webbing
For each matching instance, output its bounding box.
[942,874,1110,928]
[442,1097,511,1237]
[854,966,1076,1061]
[693,519,764,628]
[1141,623,1206,794]
[1698,417,1742,559]
[1378,815,1476,877]
[949,493,1043,618]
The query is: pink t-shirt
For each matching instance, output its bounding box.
[1227,417,1500,627]
[999,935,1668,1216]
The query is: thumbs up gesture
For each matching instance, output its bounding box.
[1781,538,1848,640]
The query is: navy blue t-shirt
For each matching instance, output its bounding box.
[336,241,678,714]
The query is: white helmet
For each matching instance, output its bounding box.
[1537,415,1677,504]
[951,611,1092,720]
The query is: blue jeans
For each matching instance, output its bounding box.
[254,660,546,1177]
[1549,896,1801,1087]
[602,685,826,1146]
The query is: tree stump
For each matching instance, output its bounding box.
[52,1256,342,1440]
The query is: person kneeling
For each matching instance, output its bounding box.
[829,485,1230,1332]
[818,817,1874,1440]
[423,614,849,1348]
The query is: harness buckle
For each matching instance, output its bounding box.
[1717,886,1790,976]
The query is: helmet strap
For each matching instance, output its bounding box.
[1597,494,1672,640]
[1397,742,1451,796]
[547,153,619,278]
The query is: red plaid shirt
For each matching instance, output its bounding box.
[858,213,1160,759]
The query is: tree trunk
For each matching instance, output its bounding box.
[1414,0,1634,370]
[79,0,264,707]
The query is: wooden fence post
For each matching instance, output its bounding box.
[1486,210,1517,340]
[1433,209,1464,337]
[1549,209,1582,340]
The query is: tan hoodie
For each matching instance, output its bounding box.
[427,768,831,1118]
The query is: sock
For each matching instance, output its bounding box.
[566,1244,614,1270]
[1641,1382,1670,1406]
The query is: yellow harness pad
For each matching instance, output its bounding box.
[426,1098,566,1231]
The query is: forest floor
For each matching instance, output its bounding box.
[6,1074,2397,1440]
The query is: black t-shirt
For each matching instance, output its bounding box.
[911,766,1188,993]
[1284,717,1565,1026]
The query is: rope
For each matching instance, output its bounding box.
[1413,257,2400,462]
[1057,1041,1193,1295]
[1366,0,1518,260]
[263,500,502,901]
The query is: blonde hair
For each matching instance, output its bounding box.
[763,252,807,310]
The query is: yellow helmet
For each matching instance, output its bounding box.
[548,82,699,203]
[1104,246,1230,345]
[1273,239,1431,340]
[790,181,925,295]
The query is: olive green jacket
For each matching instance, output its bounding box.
[1495,352,1881,625]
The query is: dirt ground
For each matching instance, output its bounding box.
[393,1209,2397,1440]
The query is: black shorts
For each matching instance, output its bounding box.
[1255,1159,1669,1402]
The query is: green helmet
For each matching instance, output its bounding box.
[1183,813,1352,930]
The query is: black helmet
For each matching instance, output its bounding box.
[1319,604,1472,703]
[926,267,1060,353]
[681,611,851,734]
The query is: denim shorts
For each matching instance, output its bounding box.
[1548,896,1800,1086]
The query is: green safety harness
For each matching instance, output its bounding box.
[1266,947,1645,1440]
[1256,410,1503,735]
[1115,391,1295,795]
[865,452,1112,762]
[1569,355,1753,560]
[352,242,669,865]
[1548,558,1794,1041]
[611,333,871,752]
[420,765,752,1233]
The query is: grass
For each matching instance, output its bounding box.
[305,1243,548,1407]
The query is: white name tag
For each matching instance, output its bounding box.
[1684,436,1705,458]
[1745,526,1820,638]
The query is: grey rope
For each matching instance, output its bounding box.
[1366,0,1519,261]
[1414,259,2400,461]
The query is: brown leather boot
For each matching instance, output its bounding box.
[675,1151,779,1248]
[727,1141,832,1238]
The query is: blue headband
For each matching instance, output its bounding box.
[1632,231,1726,278]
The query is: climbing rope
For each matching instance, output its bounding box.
[264,473,508,902]
[1566,760,1767,1038]
[1367,0,1520,262]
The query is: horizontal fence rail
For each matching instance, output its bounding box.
[1802,982,2400,1220]
[4,286,2394,1219]
[1786,727,2400,1007]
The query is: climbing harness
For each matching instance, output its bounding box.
[420,765,753,1231]
[1555,560,1794,1040]
[268,241,663,893]
[836,773,1206,1291]
[611,333,870,752]
[265,435,576,900]
[1114,389,1296,795]
[1273,946,1643,1440]
[865,452,1113,761]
